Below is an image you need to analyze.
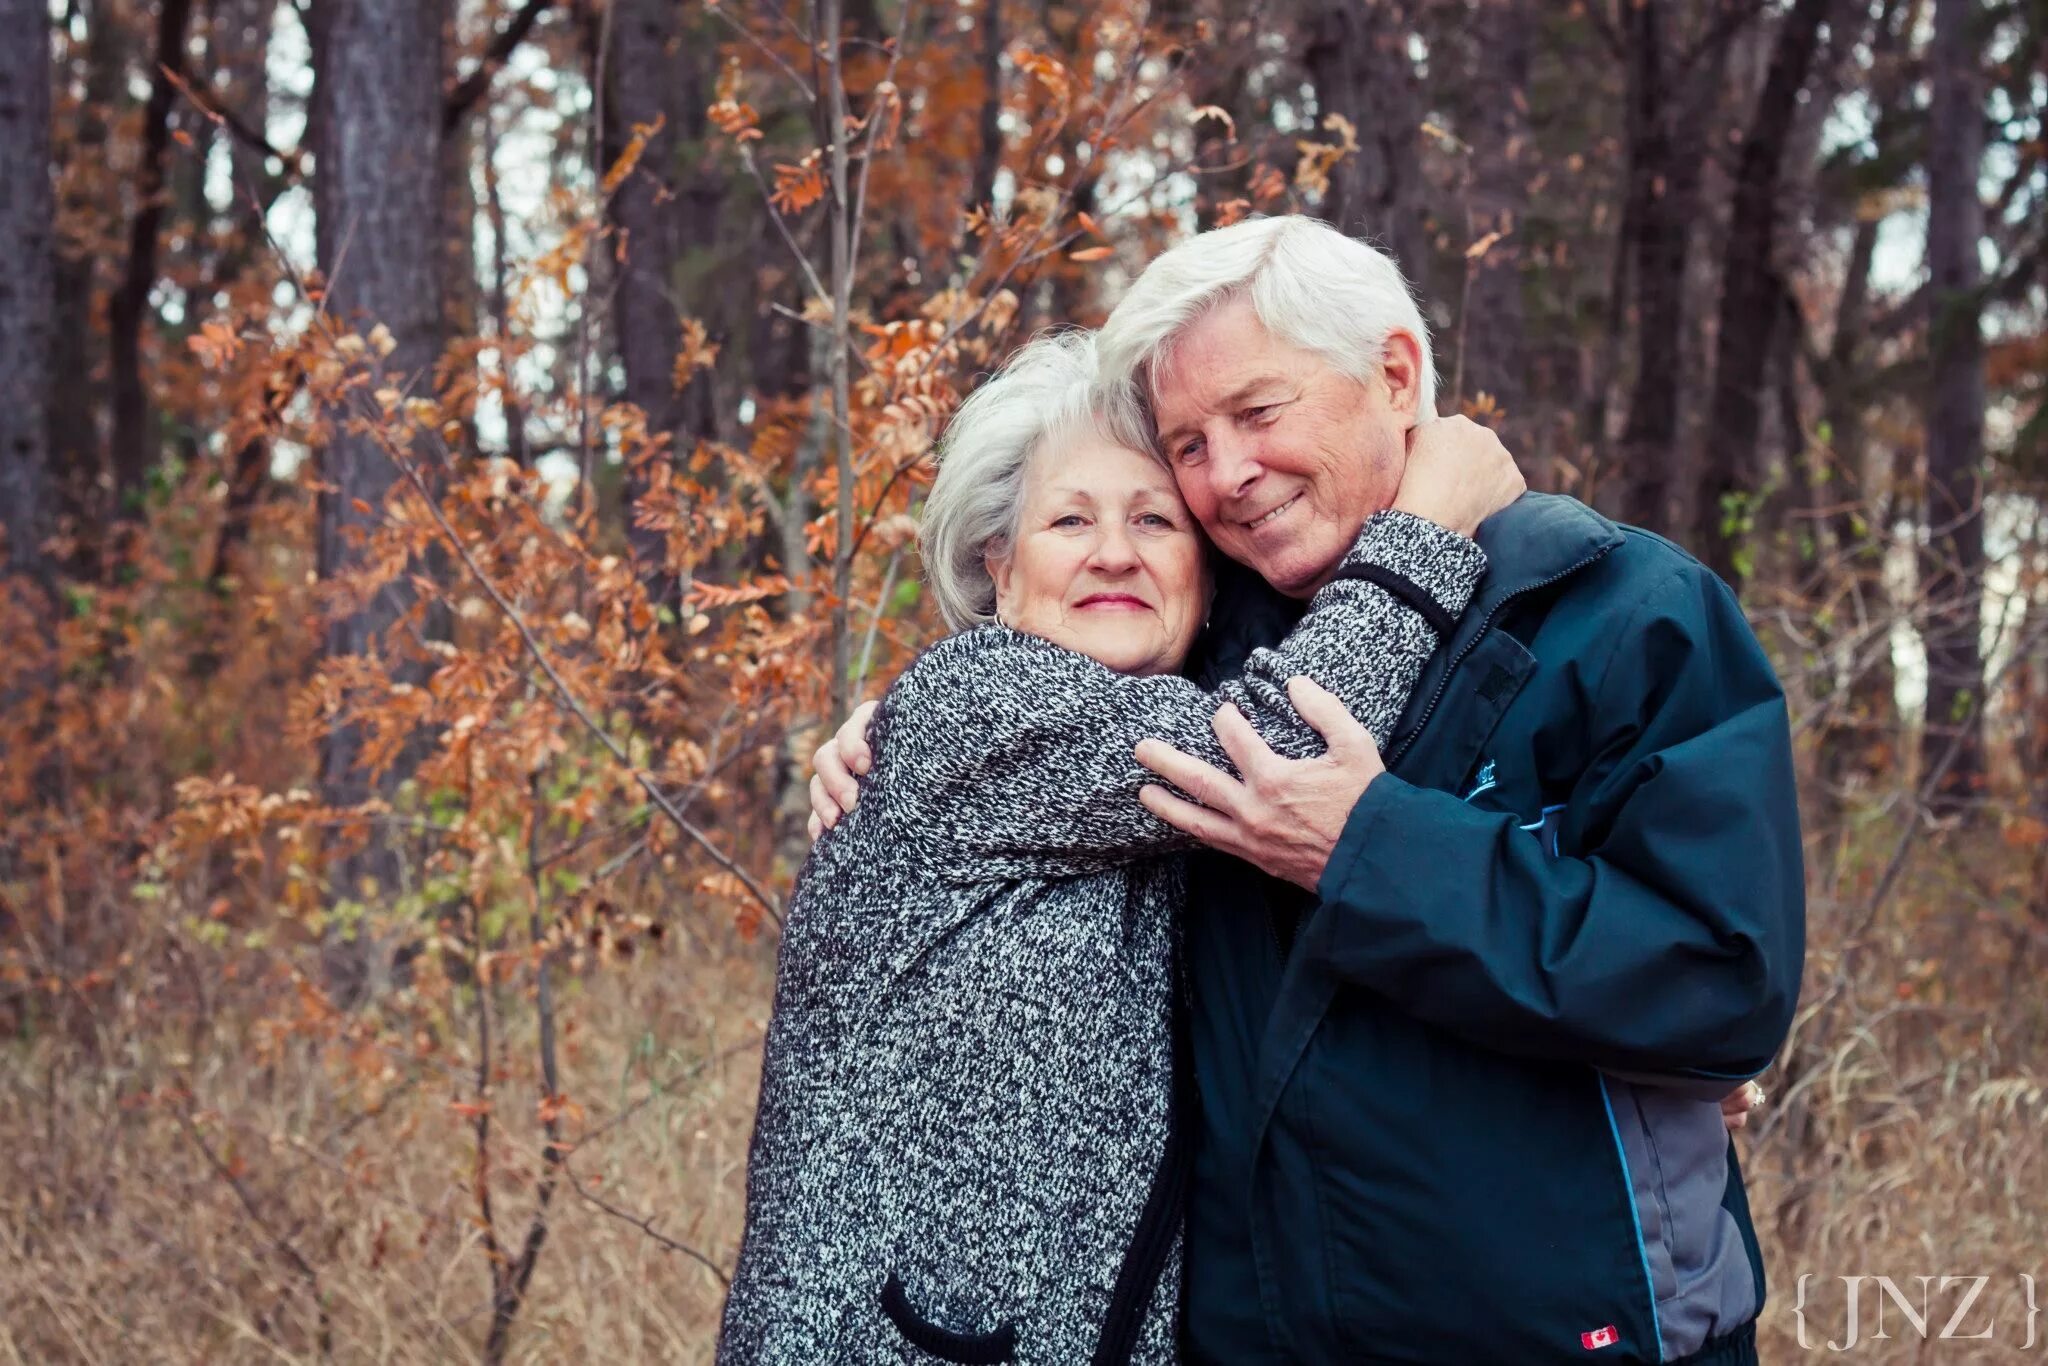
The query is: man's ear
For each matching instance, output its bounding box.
[1380,330,1425,422]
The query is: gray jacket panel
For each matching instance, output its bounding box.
[1605,1076,1760,1360]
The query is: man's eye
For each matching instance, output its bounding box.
[1243,403,1278,423]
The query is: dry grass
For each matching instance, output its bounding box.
[0,919,775,1365]
[4,826,2044,1363]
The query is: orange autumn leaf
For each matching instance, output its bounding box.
[770,153,826,215]
[671,319,721,392]
[1014,50,1071,105]
[2004,815,2048,849]
[602,115,665,195]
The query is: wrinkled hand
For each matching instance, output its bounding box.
[1721,1080,1767,1132]
[807,699,880,841]
[1390,414,1526,537]
[1135,677,1383,890]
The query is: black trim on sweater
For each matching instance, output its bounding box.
[1090,963,1196,1366]
[1330,561,1457,639]
[879,1273,1018,1364]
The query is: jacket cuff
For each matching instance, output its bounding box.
[1340,510,1488,623]
[1316,770,1412,909]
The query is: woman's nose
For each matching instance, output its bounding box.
[1089,524,1140,571]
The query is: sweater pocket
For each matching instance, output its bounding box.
[880,1272,1018,1364]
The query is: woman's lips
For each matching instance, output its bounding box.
[1074,594,1151,610]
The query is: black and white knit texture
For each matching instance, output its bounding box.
[718,511,1486,1365]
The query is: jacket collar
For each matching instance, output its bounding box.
[1190,493,1622,685]
[1464,492,1625,629]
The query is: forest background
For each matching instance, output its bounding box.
[1,0,2044,1360]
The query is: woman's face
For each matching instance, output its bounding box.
[988,431,1211,677]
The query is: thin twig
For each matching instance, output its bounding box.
[176,1109,335,1360]
[371,417,785,930]
[563,1165,732,1286]
[705,2,817,100]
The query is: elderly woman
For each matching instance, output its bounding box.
[716,330,1521,1365]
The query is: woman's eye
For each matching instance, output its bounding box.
[1051,514,1088,529]
[1175,438,1205,464]
[1137,513,1174,529]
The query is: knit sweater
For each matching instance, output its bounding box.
[718,511,1488,1365]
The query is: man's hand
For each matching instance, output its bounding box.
[807,699,879,841]
[1391,414,1526,536]
[1135,677,1383,890]
[1721,1080,1766,1132]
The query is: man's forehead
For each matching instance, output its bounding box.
[1151,368,1295,426]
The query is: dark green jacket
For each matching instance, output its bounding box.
[1182,493,1802,1364]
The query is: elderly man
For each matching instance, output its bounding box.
[816,216,1802,1364]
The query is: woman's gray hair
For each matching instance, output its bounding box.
[920,330,1112,632]
[1094,216,1437,452]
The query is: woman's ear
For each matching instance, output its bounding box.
[1379,330,1425,422]
[985,548,1014,621]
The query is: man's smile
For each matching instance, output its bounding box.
[1239,492,1303,531]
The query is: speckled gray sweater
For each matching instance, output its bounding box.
[718,511,1487,1365]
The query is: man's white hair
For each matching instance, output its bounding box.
[919,329,1113,632]
[1095,216,1437,452]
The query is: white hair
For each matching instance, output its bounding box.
[1094,216,1437,452]
[919,330,1113,632]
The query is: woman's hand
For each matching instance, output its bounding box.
[1721,1080,1767,1132]
[807,699,880,840]
[1390,415,1526,537]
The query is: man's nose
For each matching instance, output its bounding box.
[1205,427,1263,504]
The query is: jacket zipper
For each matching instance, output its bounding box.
[1386,544,1616,768]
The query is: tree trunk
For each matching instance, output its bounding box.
[1920,0,1987,797]
[1614,1,1727,537]
[1808,0,1910,804]
[1302,0,1430,296]
[49,0,125,572]
[309,0,447,1003]
[608,0,687,609]
[481,110,528,466]
[0,0,54,585]
[1455,0,1531,444]
[969,0,1004,214]
[1694,0,1835,584]
[107,0,196,512]
[441,110,480,454]
[199,0,276,614]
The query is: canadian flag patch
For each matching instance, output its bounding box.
[1580,1325,1620,1350]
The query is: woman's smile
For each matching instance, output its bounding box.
[1075,592,1152,611]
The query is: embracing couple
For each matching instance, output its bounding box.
[717,216,1804,1365]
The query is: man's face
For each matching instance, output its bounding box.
[1149,297,1421,598]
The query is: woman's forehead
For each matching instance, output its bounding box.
[1030,433,1188,502]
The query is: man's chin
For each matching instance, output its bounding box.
[1242,549,1336,600]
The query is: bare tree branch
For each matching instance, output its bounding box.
[443,0,557,133]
